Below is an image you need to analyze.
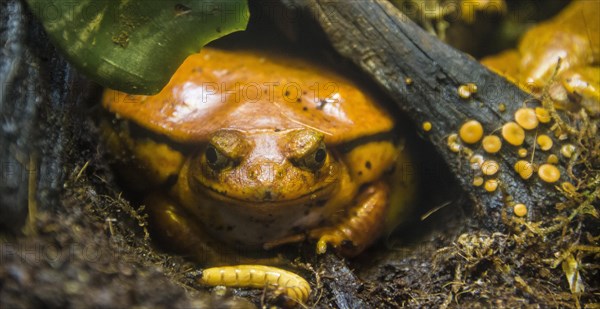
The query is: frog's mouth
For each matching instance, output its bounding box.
[198,181,337,207]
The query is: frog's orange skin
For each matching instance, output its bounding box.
[517,1,598,89]
[481,1,599,115]
[102,48,410,302]
[104,49,393,143]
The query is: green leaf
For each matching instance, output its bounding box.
[26,0,249,94]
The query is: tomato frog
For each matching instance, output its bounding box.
[101,47,415,305]
[481,1,599,116]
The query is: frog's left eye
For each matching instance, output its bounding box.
[295,143,327,171]
[205,145,231,170]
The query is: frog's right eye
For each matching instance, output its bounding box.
[294,142,327,171]
[205,145,231,170]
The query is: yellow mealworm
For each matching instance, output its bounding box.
[199,265,311,304]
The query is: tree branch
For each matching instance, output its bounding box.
[304,0,570,229]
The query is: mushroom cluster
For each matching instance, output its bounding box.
[445,101,577,219]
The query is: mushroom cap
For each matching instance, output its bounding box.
[547,154,559,164]
[422,121,432,132]
[538,164,561,183]
[482,135,502,153]
[484,179,499,192]
[502,122,526,146]
[515,108,539,130]
[459,120,484,144]
[514,160,534,180]
[472,176,484,186]
[560,144,576,158]
[518,148,528,157]
[537,134,553,151]
[535,107,551,123]
[513,203,528,217]
[481,160,500,176]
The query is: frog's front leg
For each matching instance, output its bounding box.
[310,180,389,257]
[145,194,311,304]
[145,193,239,265]
[146,193,294,266]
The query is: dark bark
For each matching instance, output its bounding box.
[0,0,91,233]
[290,0,569,229]
[319,253,368,308]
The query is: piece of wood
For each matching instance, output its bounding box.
[0,0,93,232]
[318,253,369,308]
[300,0,571,229]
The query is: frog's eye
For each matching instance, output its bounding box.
[205,145,231,170]
[296,143,327,171]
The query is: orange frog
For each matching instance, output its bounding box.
[101,48,415,304]
[482,1,599,116]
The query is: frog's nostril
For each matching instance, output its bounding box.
[263,190,273,201]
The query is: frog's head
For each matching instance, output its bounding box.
[189,128,339,205]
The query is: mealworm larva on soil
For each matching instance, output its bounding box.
[199,265,311,304]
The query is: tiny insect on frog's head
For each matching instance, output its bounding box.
[188,128,340,205]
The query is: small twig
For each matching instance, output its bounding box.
[75,160,90,181]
